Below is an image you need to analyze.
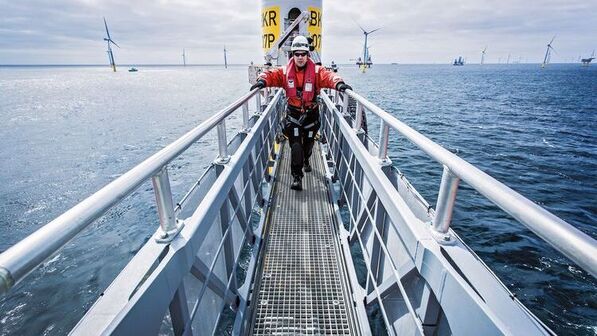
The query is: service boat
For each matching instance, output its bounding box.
[0,1,595,335]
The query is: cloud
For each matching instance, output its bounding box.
[0,0,595,64]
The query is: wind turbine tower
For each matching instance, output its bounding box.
[182,48,186,66]
[224,45,228,69]
[541,35,556,68]
[102,17,120,72]
[357,23,380,73]
[481,46,487,65]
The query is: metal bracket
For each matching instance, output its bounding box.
[155,219,185,243]
[428,221,457,245]
[215,156,231,165]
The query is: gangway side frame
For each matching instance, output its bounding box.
[318,90,580,335]
[0,88,289,335]
[68,89,286,335]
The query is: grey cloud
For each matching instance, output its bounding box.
[1,0,595,64]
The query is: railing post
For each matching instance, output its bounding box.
[242,101,250,131]
[334,90,340,104]
[255,91,262,114]
[216,120,230,164]
[432,165,460,241]
[377,121,390,162]
[342,93,349,116]
[354,101,364,132]
[152,166,184,243]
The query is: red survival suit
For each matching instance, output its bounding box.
[258,58,344,179]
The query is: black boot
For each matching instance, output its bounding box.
[303,161,312,173]
[291,175,302,191]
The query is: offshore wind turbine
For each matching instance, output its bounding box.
[481,46,487,65]
[224,45,228,69]
[356,23,380,72]
[102,17,120,72]
[541,35,556,68]
[182,48,186,66]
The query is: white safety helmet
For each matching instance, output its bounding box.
[291,36,310,52]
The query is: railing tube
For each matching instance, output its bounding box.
[433,166,460,236]
[217,120,229,163]
[338,90,597,279]
[0,89,264,295]
[377,121,390,160]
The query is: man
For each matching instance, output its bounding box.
[250,36,352,191]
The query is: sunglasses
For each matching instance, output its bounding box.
[293,52,308,57]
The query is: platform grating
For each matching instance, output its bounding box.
[250,141,357,335]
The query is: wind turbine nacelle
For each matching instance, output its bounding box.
[261,0,323,66]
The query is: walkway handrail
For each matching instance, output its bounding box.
[343,89,597,279]
[0,89,263,294]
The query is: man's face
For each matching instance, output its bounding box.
[293,51,308,67]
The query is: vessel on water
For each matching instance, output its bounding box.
[0,1,595,335]
[128,67,138,72]
[453,56,465,66]
[581,50,595,66]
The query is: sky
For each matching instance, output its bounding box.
[0,0,595,65]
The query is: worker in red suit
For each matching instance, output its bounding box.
[251,36,352,190]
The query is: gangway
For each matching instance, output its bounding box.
[0,86,595,335]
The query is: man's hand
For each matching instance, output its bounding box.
[251,79,266,91]
[336,82,353,92]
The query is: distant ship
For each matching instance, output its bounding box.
[453,56,465,66]
[581,50,595,66]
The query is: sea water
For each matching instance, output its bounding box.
[0,64,595,335]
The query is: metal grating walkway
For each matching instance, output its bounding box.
[250,141,358,335]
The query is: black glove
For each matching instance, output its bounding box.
[336,82,352,92]
[251,79,266,91]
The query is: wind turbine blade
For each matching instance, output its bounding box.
[110,40,120,48]
[352,18,366,33]
[357,23,366,33]
[103,17,111,40]
[549,35,556,45]
[369,27,381,34]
